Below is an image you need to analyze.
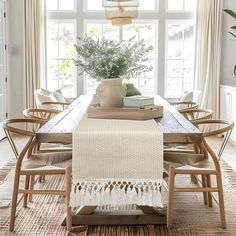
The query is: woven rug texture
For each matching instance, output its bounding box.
[1,161,236,236]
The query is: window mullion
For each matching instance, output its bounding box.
[158,0,166,97]
[43,0,48,89]
[119,25,122,42]
[182,28,185,94]
[77,0,85,96]
[57,23,60,90]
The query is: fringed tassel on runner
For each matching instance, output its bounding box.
[70,180,163,207]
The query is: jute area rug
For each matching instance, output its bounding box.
[1,161,236,236]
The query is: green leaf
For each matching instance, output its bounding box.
[73,36,153,80]
[231,26,236,30]
[224,9,236,20]
[229,31,236,39]
[234,65,236,76]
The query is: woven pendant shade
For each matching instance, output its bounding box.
[112,17,132,26]
[103,0,139,26]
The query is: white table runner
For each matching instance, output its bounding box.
[71,114,163,207]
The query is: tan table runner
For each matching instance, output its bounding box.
[71,114,163,207]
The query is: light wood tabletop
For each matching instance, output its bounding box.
[36,95,202,144]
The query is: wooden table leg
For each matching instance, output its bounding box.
[61,205,166,226]
[75,206,98,215]
[137,206,165,216]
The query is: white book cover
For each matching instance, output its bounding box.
[123,95,154,107]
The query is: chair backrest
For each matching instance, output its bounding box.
[34,88,68,111]
[192,119,234,159]
[180,108,213,122]
[23,108,59,121]
[170,101,199,112]
[2,119,45,159]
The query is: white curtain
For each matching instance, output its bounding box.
[23,0,44,109]
[194,0,223,119]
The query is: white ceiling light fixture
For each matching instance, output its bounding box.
[103,0,139,26]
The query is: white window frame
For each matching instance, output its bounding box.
[45,0,196,99]
[166,0,196,13]
[84,19,158,95]
[165,19,195,98]
[47,0,77,13]
[46,18,77,97]
[83,19,117,94]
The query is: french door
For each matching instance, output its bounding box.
[0,0,6,140]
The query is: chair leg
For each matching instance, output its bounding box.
[216,173,226,228]
[9,172,21,231]
[28,175,35,203]
[65,167,72,232]
[218,130,232,159]
[191,141,199,184]
[32,142,39,154]
[193,143,199,154]
[191,174,198,184]
[23,175,30,208]
[167,167,175,228]
[206,175,213,207]
[201,175,208,205]
[37,143,41,152]
[39,174,46,183]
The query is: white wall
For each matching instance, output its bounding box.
[6,0,25,118]
[221,0,236,85]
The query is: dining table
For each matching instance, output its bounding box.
[36,95,203,226]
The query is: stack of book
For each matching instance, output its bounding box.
[123,95,154,108]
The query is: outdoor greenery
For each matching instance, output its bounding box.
[224,9,236,75]
[73,36,154,81]
[47,23,75,91]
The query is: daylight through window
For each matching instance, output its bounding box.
[46,0,196,98]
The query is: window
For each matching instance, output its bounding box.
[86,0,157,11]
[45,0,196,98]
[166,21,195,97]
[139,0,156,11]
[85,21,157,95]
[122,23,156,95]
[47,0,75,11]
[85,22,120,94]
[46,20,77,97]
[167,0,197,11]
[86,0,103,11]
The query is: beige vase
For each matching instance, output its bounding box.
[96,78,127,107]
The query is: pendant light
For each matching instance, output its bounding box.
[103,0,139,26]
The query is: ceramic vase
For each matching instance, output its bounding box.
[96,78,127,107]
